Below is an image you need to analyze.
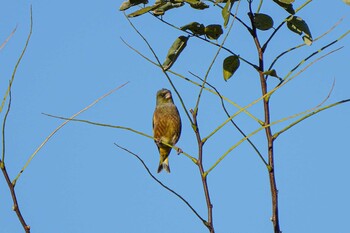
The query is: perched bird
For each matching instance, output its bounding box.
[153,88,182,173]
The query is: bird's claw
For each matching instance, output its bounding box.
[176,147,183,155]
[155,138,162,146]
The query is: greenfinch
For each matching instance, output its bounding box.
[152,88,182,173]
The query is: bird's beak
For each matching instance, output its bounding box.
[165,92,171,99]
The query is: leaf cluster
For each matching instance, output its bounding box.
[120,0,316,82]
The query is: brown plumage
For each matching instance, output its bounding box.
[152,88,181,173]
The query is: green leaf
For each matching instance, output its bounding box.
[343,0,350,5]
[184,0,209,9]
[127,3,163,17]
[253,13,274,31]
[214,0,238,4]
[287,16,313,45]
[162,36,189,71]
[263,69,279,78]
[183,0,199,4]
[272,0,295,14]
[205,24,223,40]
[278,0,294,3]
[153,2,184,16]
[120,1,132,11]
[180,22,205,35]
[223,55,240,81]
[303,35,312,46]
[222,0,232,28]
[119,0,149,11]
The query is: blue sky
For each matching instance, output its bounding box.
[1,1,349,233]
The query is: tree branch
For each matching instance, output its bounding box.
[0,164,31,232]
[190,109,215,233]
[248,6,281,232]
[114,143,207,225]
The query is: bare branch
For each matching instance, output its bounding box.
[114,143,207,225]
[0,26,17,51]
[123,12,194,126]
[13,82,129,185]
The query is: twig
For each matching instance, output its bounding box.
[247,5,281,232]
[205,94,350,174]
[43,114,197,162]
[273,99,350,138]
[152,13,258,70]
[0,26,17,51]
[114,143,207,224]
[279,29,350,85]
[13,82,129,185]
[123,12,194,126]
[208,0,251,32]
[262,0,313,52]
[203,44,343,146]
[190,110,215,233]
[189,71,268,167]
[0,6,33,233]
[0,165,31,232]
[2,84,12,162]
[266,17,344,80]
[0,8,32,114]
[120,38,262,124]
[1,90,31,232]
[194,0,241,116]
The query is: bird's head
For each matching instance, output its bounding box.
[156,88,174,105]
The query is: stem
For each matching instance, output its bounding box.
[256,0,263,13]
[248,6,281,232]
[260,44,281,233]
[191,109,215,233]
[152,13,258,70]
[14,83,129,185]
[114,144,206,224]
[124,13,194,126]
[1,162,30,232]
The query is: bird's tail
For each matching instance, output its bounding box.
[157,148,171,173]
[157,160,170,173]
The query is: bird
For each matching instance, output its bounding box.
[152,88,182,173]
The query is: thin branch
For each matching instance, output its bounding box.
[274,99,350,139]
[206,122,268,174]
[262,0,312,52]
[123,13,194,126]
[2,83,12,162]
[120,38,262,124]
[283,28,350,77]
[151,10,258,70]
[0,8,32,114]
[0,165,31,233]
[189,71,268,166]
[202,46,340,143]
[194,0,241,117]
[205,93,346,174]
[13,82,129,185]
[208,0,251,31]
[266,17,345,79]
[287,42,340,79]
[43,114,197,163]
[270,78,336,136]
[0,86,30,233]
[247,4,281,231]
[114,143,207,224]
[0,26,17,51]
[256,0,263,13]
[0,6,33,233]
[189,110,215,233]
